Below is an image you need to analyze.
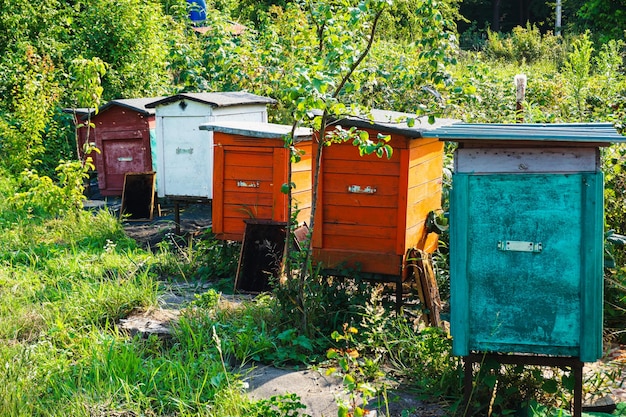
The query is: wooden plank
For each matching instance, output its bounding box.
[292,169,312,186]
[221,217,248,241]
[450,173,470,356]
[213,146,225,235]
[273,148,289,222]
[408,157,445,186]
[396,148,410,254]
[455,147,599,173]
[100,129,142,140]
[224,203,273,220]
[321,205,398,228]
[292,191,312,213]
[408,139,444,168]
[223,166,273,181]
[320,192,399,208]
[580,172,604,362]
[215,133,283,148]
[312,248,403,276]
[322,173,399,195]
[405,249,442,327]
[294,207,310,226]
[293,154,312,173]
[323,223,396,240]
[223,190,273,206]
[405,193,442,231]
[224,153,272,172]
[321,157,400,176]
[320,234,396,252]
[404,220,430,251]
[357,127,411,150]
[406,179,443,206]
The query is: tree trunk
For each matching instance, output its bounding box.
[492,0,501,31]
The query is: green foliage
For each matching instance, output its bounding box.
[191,288,222,310]
[69,57,106,112]
[69,0,177,99]
[358,297,461,400]
[563,33,594,120]
[484,24,565,65]
[0,47,60,175]
[184,293,321,367]
[458,356,620,417]
[577,0,626,43]
[247,393,310,417]
[7,159,91,219]
[154,230,240,281]
[327,324,382,417]
[377,0,462,43]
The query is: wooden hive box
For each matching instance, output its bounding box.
[146,92,276,201]
[75,98,160,196]
[312,110,457,278]
[200,121,313,241]
[424,122,626,362]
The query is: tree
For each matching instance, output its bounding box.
[69,0,186,100]
[577,0,626,42]
[268,0,458,337]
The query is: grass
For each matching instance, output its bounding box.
[0,171,257,416]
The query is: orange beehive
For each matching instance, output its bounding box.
[312,111,457,278]
[200,121,313,241]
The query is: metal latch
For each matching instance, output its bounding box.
[237,181,260,188]
[497,240,543,253]
[347,185,377,194]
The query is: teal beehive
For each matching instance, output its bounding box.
[425,123,625,363]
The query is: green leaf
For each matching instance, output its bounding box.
[561,374,575,391]
[483,374,497,389]
[541,378,559,394]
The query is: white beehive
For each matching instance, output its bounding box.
[146,92,276,199]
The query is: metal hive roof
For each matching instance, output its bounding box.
[421,122,626,143]
[104,97,165,115]
[199,121,312,140]
[145,91,277,108]
[330,109,459,138]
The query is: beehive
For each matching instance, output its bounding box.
[312,110,457,278]
[76,98,159,196]
[199,121,313,241]
[424,122,626,362]
[146,92,276,200]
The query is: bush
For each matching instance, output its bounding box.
[484,24,565,65]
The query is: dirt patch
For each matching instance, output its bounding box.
[242,364,446,417]
[123,200,213,249]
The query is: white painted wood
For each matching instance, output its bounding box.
[455,147,599,174]
[154,100,269,199]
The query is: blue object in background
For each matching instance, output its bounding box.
[186,0,206,22]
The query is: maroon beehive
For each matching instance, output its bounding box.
[78,98,161,196]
